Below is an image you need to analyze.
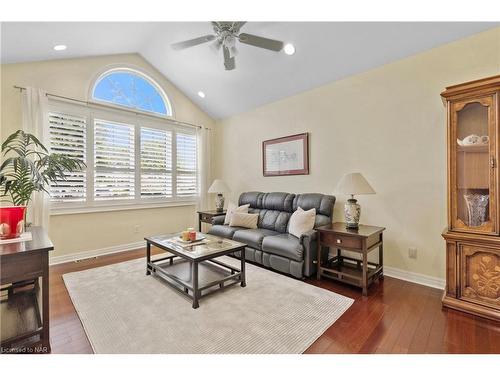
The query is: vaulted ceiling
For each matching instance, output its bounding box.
[1,22,498,119]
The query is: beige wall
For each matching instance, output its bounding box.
[214,27,500,280]
[1,54,215,258]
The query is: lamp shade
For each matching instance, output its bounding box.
[208,179,229,194]
[336,173,376,196]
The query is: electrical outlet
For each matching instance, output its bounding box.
[134,225,140,233]
[408,247,417,259]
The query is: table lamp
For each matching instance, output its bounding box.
[208,179,230,212]
[336,172,376,229]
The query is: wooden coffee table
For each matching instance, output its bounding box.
[144,233,247,309]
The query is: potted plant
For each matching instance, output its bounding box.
[0,130,85,239]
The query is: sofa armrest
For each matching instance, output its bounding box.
[300,230,318,277]
[212,215,226,225]
[300,229,317,246]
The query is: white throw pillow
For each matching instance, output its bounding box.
[230,212,258,229]
[288,207,316,238]
[224,202,250,225]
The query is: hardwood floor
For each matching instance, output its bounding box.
[49,249,500,354]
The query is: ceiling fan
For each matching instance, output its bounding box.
[171,22,285,71]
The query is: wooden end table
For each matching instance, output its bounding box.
[316,222,385,296]
[0,227,53,353]
[197,210,226,232]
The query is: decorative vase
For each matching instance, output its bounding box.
[0,206,26,239]
[464,193,489,227]
[344,198,361,229]
[215,194,225,212]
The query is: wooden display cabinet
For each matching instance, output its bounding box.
[442,75,500,321]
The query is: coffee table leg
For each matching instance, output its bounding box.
[240,249,246,287]
[146,242,151,276]
[192,261,199,309]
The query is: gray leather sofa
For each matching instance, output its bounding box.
[208,192,335,278]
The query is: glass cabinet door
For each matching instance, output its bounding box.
[451,95,497,234]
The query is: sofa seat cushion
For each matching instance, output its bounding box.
[262,233,304,262]
[208,225,243,239]
[232,228,280,250]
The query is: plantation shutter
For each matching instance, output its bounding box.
[140,127,172,198]
[176,132,198,197]
[49,112,87,202]
[94,119,135,200]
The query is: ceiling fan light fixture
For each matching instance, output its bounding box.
[224,35,236,48]
[284,43,296,55]
[229,46,238,58]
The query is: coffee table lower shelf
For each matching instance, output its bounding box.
[147,255,244,308]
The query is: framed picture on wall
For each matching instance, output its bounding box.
[262,133,309,176]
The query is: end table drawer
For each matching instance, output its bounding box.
[320,232,362,249]
[201,214,215,222]
[1,252,43,284]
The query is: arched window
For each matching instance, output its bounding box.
[91,68,172,116]
[48,66,198,212]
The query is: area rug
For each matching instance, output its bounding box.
[63,256,353,354]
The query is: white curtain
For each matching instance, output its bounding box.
[196,126,212,215]
[21,87,50,229]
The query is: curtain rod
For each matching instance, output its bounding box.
[13,85,211,130]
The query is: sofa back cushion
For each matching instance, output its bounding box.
[292,193,336,228]
[238,192,295,233]
[238,191,263,208]
[258,210,291,233]
[261,192,295,212]
[258,192,295,233]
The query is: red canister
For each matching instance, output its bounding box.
[0,206,26,239]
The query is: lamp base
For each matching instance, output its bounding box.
[344,198,361,229]
[215,194,225,212]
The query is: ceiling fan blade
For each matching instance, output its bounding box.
[238,33,284,52]
[232,21,246,32]
[209,39,222,53]
[171,34,216,50]
[223,46,235,71]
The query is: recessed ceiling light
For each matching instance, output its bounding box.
[197,91,206,98]
[284,43,296,56]
[53,44,67,51]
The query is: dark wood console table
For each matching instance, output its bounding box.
[0,227,53,353]
[316,222,385,296]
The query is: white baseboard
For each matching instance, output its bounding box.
[49,240,146,265]
[49,241,446,290]
[384,266,445,290]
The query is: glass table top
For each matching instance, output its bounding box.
[145,233,245,260]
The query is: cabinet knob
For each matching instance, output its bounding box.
[336,238,342,244]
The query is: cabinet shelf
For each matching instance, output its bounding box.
[457,144,489,153]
